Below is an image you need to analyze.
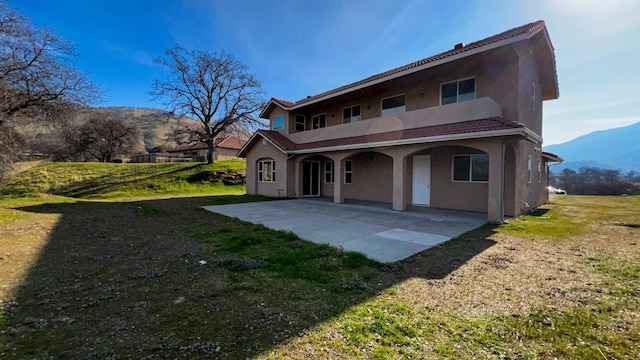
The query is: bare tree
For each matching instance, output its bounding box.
[70,115,143,162]
[152,46,266,163]
[0,2,97,120]
[0,2,98,175]
[0,124,24,168]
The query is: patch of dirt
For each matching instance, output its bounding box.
[188,170,246,185]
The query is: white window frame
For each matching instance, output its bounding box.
[312,113,327,129]
[342,105,361,124]
[324,160,334,183]
[344,160,353,184]
[295,114,305,132]
[440,76,476,105]
[381,94,406,116]
[527,156,532,184]
[537,159,542,183]
[451,154,489,183]
[258,159,275,182]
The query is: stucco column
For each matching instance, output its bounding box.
[487,143,504,223]
[333,159,344,204]
[294,160,302,198]
[392,155,407,211]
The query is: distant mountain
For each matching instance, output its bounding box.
[544,122,640,173]
[18,106,256,154]
[93,107,254,152]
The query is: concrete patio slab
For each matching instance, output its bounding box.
[203,199,487,262]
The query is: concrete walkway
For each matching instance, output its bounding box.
[203,199,487,263]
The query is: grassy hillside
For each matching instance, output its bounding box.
[96,107,182,151]
[0,160,247,199]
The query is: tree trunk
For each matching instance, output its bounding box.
[207,139,215,164]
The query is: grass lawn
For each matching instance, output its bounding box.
[0,163,639,358]
[0,159,247,199]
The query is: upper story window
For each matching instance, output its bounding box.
[452,154,489,182]
[312,113,326,129]
[441,77,475,105]
[273,115,285,130]
[343,105,361,124]
[295,114,305,131]
[381,94,406,116]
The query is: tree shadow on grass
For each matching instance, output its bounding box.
[50,164,206,198]
[0,196,496,358]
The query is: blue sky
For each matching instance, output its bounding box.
[12,0,640,145]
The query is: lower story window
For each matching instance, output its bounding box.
[258,160,275,182]
[344,160,352,184]
[324,161,334,183]
[537,160,542,183]
[453,154,489,182]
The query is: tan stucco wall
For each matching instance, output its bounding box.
[514,42,544,136]
[428,147,489,212]
[320,159,335,198]
[342,152,393,203]
[506,140,547,215]
[262,46,523,142]
[244,139,288,197]
[268,106,291,135]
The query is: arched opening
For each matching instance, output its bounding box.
[342,151,393,204]
[299,155,333,197]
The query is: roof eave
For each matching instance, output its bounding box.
[237,131,288,158]
[532,27,559,101]
[542,151,563,163]
[259,100,290,119]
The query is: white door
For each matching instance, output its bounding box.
[412,155,431,206]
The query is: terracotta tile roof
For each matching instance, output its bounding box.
[273,21,546,108]
[257,117,524,153]
[256,130,298,151]
[272,98,295,108]
[215,136,247,150]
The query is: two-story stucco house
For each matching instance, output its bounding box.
[238,21,562,223]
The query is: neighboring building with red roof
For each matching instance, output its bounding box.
[238,21,562,223]
[168,136,247,161]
